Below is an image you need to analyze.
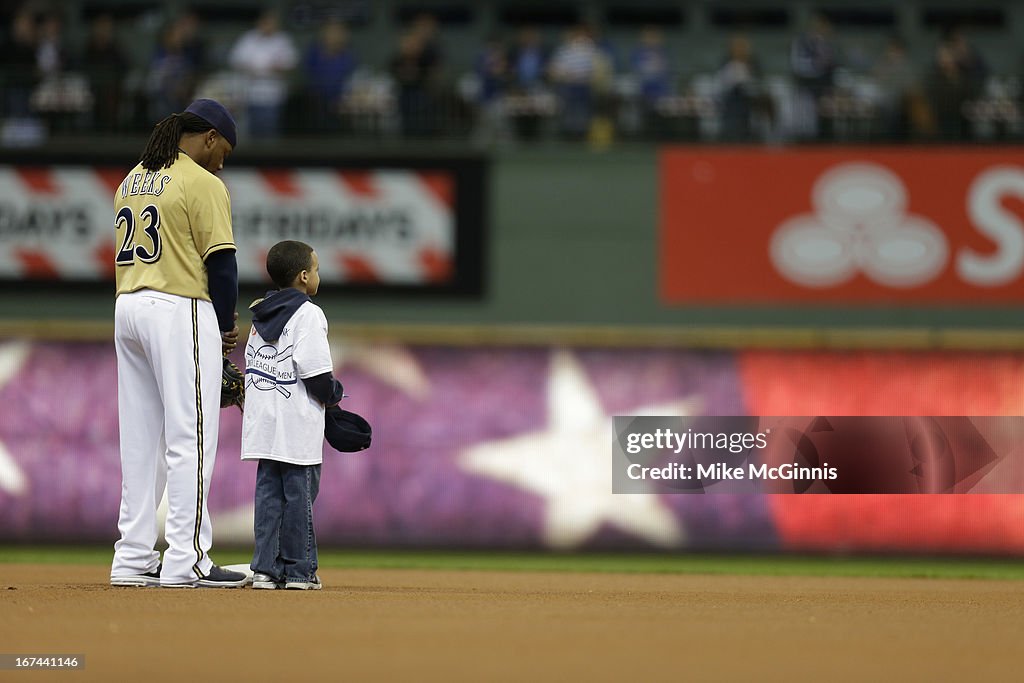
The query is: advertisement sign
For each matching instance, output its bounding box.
[661,148,1024,304]
[0,158,485,294]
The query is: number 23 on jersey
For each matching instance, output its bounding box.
[116,204,162,265]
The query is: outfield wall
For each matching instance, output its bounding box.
[3,144,1024,337]
[1,339,1021,555]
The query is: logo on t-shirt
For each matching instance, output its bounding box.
[245,343,297,398]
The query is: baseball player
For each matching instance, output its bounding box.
[110,99,247,588]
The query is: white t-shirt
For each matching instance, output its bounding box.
[241,301,333,465]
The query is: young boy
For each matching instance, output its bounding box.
[242,240,344,590]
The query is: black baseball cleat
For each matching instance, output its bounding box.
[196,565,249,588]
[110,564,161,587]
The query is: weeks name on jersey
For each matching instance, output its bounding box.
[119,170,173,198]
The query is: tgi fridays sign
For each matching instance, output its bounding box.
[0,165,456,285]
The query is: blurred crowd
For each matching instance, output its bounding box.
[1,6,1021,147]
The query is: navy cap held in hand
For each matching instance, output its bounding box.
[325,406,372,453]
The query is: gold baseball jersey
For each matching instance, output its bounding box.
[114,151,234,299]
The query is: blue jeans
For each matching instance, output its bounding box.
[251,459,321,584]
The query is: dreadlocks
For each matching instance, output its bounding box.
[139,112,215,171]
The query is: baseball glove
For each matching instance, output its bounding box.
[220,358,245,411]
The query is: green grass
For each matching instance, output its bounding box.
[2,547,1024,580]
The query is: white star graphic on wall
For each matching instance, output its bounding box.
[459,350,700,550]
[211,503,256,544]
[330,340,431,400]
[0,341,30,496]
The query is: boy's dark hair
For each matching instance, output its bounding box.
[266,240,314,288]
[139,112,218,171]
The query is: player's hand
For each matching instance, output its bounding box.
[222,312,239,354]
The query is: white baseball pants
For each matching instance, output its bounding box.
[111,290,221,585]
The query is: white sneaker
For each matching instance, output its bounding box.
[284,576,322,590]
[252,573,281,590]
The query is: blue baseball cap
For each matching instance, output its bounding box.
[325,406,372,453]
[184,98,237,149]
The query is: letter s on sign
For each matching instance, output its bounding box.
[958,166,1024,286]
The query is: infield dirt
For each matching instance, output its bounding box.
[1,564,1022,682]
